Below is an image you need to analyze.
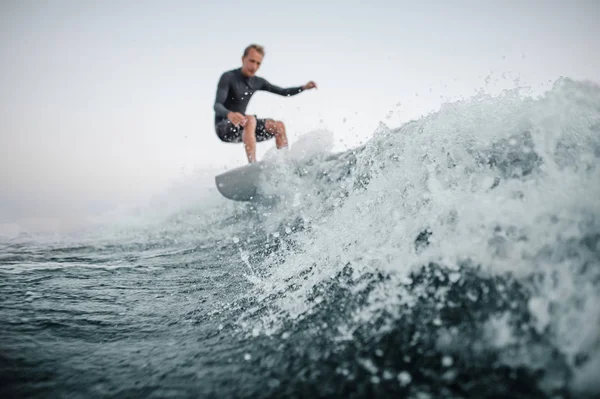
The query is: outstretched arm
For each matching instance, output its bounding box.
[214,73,231,118]
[259,78,317,96]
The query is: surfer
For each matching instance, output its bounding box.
[213,44,317,163]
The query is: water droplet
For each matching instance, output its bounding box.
[252,328,260,337]
[218,324,224,330]
[467,291,478,302]
[233,237,239,243]
[285,227,292,234]
[433,317,442,326]
[442,355,454,367]
[268,379,280,388]
[397,371,412,386]
[400,277,413,285]
[370,376,380,384]
[442,369,457,382]
[282,331,290,339]
[375,349,384,357]
[272,232,280,238]
[449,272,461,283]
[244,353,251,361]
[383,370,394,380]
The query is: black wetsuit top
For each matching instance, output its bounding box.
[213,68,304,124]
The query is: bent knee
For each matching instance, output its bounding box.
[267,120,285,133]
[245,115,257,126]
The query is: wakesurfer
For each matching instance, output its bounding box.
[213,44,317,163]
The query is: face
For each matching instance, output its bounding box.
[241,48,263,77]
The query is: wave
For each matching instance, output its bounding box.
[6,77,598,398]
[229,78,600,397]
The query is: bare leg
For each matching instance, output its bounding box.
[242,116,257,163]
[265,120,288,149]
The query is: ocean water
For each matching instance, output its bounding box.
[1,78,599,398]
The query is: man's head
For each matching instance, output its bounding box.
[241,44,264,77]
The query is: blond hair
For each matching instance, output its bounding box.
[243,44,265,58]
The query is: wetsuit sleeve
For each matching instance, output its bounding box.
[258,77,304,96]
[214,73,231,118]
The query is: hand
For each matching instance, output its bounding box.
[302,81,318,90]
[227,112,247,127]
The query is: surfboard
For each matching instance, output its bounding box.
[214,161,266,201]
[214,129,335,201]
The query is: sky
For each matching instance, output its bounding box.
[1,0,599,233]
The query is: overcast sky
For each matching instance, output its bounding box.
[1,0,599,231]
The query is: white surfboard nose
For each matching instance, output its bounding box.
[215,162,266,201]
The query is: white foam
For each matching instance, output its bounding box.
[242,78,600,394]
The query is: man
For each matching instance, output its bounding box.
[213,44,317,163]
